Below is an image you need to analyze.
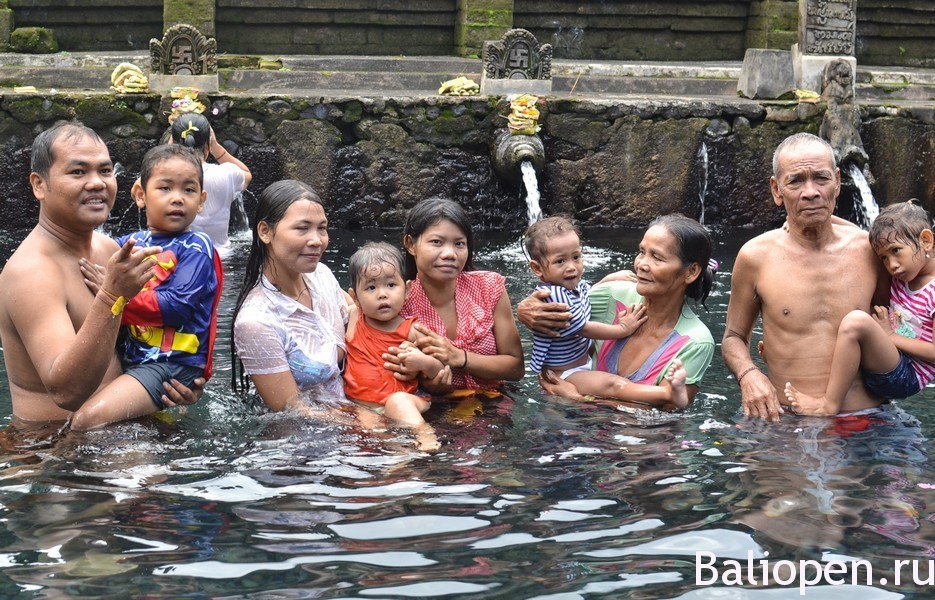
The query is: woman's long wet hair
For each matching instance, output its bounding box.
[649,213,715,309]
[230,180,324,392]
[402,197,476,280]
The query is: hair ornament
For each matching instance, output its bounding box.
[708,258,719,272]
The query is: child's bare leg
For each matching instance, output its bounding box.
[785,310,901,416]
[383,392,431,427]
[566,370,671,406]
[383,393,438,451]
[70,374,161,432]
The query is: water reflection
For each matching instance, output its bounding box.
[1,229,935,597]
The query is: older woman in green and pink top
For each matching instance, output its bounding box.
[518,213,716,407]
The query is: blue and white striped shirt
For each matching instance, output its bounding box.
[529,280,592,373]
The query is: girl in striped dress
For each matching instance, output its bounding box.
[786,201,935,415]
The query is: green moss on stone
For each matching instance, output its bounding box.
[164,0,213,35]
[4,96,74,123]
[218,55,260,69]
[76,96,148,130]
[10,27,58,54]
[342,101,363,123]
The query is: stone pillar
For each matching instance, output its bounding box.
[455,0,513,58]
[0,0,12,52]
[164,0,215,38]
[792,0,857,94]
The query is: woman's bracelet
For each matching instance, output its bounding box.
[461,348,468,370]
[736,365,758,386]
[215,148,228,159]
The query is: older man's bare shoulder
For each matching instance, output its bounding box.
[832,221,871,247]
[736,228,787,262]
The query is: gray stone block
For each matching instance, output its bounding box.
[480,75,552,97]
[150,73,219,94]
[793,43,856,97]
[737,48,794,99]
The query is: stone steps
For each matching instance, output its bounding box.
[0,52,932,103]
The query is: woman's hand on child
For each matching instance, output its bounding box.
[424,364,453,391]
[516,288,571,337]
[78,257,106,296]
[398,342,444,378]
[412,323,463,368]
[539,369,586,401]
[616,303,647,336]
[383,345,419,381]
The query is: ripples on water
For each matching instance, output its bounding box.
[1,229,935,598]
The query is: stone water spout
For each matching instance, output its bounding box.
[818,58,878,227]
[819,59,871,181]
[491,129,544,183]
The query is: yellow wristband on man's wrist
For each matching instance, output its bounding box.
[98,289,128,317]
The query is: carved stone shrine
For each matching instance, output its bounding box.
[480,29,553,96]
[149,23,219,93]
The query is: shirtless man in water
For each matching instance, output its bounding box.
[722,132,890,421]
[0,121,199,425]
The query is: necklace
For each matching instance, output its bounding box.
[272,281,310,303]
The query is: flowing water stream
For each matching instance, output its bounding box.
[521,160,542,226]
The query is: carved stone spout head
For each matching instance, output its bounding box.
[492,130,545,183]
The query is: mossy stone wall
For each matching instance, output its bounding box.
[1,91,933,233]
[5,1,935,66]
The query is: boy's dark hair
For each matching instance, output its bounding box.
[869,201,932,252]
[139,144,204,190]
[348,241,406,291]
[171,112,211,151]
[523,215,580,263]
[31,120,107,180]
[402,197,476,280]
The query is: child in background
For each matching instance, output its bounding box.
[344,242,449,443]
[786,201,935,415]
[524,215,690,409]
[72,145,223,430]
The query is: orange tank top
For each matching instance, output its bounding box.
[343,316,419,404]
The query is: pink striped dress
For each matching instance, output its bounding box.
[889,278,935,388]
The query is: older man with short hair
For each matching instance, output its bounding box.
[722,132,890,421]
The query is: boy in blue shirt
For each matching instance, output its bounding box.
[72,144,222,430]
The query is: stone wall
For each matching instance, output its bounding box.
[2,91,934,234]
[856,0,935,67]
[6,1,935,67]
[8,0,163,51]
[513,0,753,61]
[215,0,457,56]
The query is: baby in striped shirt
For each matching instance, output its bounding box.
[524,215,689,408]
[786,201,935,415]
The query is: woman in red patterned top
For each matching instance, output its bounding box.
[389,197,524,392]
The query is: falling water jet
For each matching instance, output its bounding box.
[848,164,878,229]
[697,143,708,227]
[520,161,541,226]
